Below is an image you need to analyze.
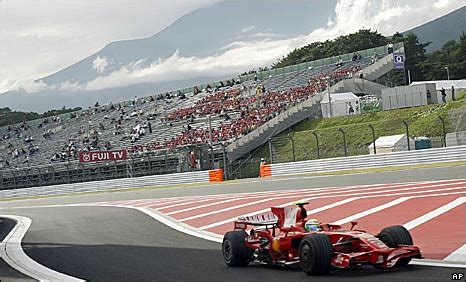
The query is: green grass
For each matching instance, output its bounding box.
[255,97,465,163]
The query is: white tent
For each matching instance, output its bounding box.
[321,92,361,118]
[368,134,415,154]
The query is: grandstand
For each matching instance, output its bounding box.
[0,43,403,189]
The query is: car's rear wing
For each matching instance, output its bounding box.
[234,213,278,230]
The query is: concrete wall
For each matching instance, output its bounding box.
[382,83,435,110]
[446,131,466,146]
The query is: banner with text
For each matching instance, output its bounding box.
[79,149,127,163]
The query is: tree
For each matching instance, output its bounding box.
[418,33,465,80]
[391,32,430,82]
[272,29,386,69]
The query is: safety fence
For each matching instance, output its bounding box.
[261,145,466,177]
[0,169,223,199]
[268,110,461,164]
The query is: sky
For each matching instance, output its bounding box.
[0,0,465,94]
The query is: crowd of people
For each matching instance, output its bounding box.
[2,61,366,166]
[130,65,362,153]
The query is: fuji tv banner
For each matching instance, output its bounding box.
[393,52,405,69]
[79,149,127,163]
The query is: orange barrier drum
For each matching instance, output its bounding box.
[259,164,272,178]
[209,169,224,182]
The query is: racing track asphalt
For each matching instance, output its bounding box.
[1,165,466,281]
[4,207,465,282]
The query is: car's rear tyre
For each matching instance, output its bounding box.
[378,225,413,266]
[222,231,254,267]
[299,234,333,275]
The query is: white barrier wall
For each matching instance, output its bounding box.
[1,170,211,199]
[270,145,466,177]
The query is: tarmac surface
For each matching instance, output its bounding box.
[1,165,465,281]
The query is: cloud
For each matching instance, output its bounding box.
[0,79,49,94]
[241,25,255,33]
[434,0,450,8]
[92,56,109,74]
[84,39,297,91]
[2,0,465,94]
[78,0,466,92]
[0,0,222,91]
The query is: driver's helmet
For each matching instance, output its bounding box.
[304,219,320,232]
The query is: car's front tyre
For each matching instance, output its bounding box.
[378,225,414,266]
[299,234,333,275]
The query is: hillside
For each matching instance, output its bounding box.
[253,92,465,163]
[404,6,466,52]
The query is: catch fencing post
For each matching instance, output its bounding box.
[369,124,376,154]
[268,138,274,164]
[288,134,296,162]
[312,131,320,159]
[222,142,228,180]
[438,116,447,147]
[402,120,411,151]
[338,128,348,157]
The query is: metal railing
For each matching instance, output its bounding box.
[269,145,466,177]
[0,170,211,200]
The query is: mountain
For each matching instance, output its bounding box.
[404,6,466,52]
[3,2,464,112]
[0,0,336,112]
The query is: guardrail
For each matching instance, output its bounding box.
[0,169,223,199]
[266,146,466,177]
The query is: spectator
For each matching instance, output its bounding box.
[387,41,394,54]
[336,56,343,67]
[451,86,455,101]
[352,53,358,62]
[148,122,152,133]
[440,87,447,103]
[348,102,354,115]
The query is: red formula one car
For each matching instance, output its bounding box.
[222,202,422,275]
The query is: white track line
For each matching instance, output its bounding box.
[157,183,408,211]
[199,186,465,230]
[182,182,462,222]
[166,186,375,216]
[403,197,466,230]
[0,214,85,281]
[444,245,466,262]
[332,197,411,225]
[133,207,223,243]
